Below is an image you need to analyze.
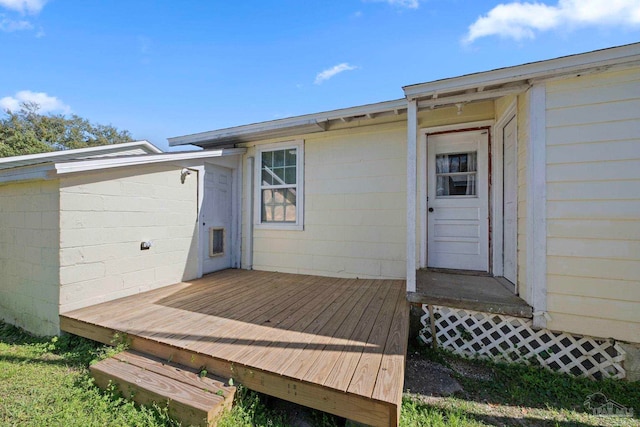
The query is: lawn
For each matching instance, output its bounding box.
[1,321,638,426]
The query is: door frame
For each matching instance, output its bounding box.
[195,155,244,278]
[493,100,518,283]
[419,120,494,271]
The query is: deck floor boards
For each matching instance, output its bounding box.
[61,270,408,427]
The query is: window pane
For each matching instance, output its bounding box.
[285,166,296,184]
[436,152,477,174]
[273,166,286,184]
[274,149,285,167]
[261,188,296,223]
[261,169,273,185]
[285,148,296,166]
[262,151,273,168]
[436,174,476,196]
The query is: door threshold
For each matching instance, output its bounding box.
[424,267,492,277]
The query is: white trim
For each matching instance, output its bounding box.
[53,148,246,175]
[232,155,243,269]
[527,84,548,328]
[419,120,495,135]
[194,166,205,279]
[404,43,640,99]
[0,140,162,170]
[417,84,529,110]
[492,99,518,279]
[244,157,255,269]
[406,100,418,292]
[254,140,305,231]
[419,120,494,271]
[169,99,407,147]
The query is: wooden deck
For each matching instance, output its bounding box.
[60,269,409,426]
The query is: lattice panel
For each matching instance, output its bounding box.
[419,304,626,380]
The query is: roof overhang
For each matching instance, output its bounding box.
[403,42,640,108]
[0,140,163,171]
[168,99,407,148]
[0,148,246,185]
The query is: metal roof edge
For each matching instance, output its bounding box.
[0,140,163,170]
[53,148,247,175]
[168,99,407,147]
[403,42,640,100]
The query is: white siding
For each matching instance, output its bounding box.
[545,67,640,343]
[246,124,407,279]
[58,164,199,313]
[242,101,495,279]
[0,180,60,336]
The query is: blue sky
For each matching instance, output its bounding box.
[1,0,639,151]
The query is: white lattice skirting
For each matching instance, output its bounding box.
[420,304,626,380]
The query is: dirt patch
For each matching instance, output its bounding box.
[403,351,463,397]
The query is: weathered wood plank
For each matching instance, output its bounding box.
[91,357,225,427]
[346,284,402,397]
[112,350,235,400]
[60,270,408,427]
[372,290,410,407]
[297,280,394,386]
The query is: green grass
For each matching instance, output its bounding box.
[1,321,639,426]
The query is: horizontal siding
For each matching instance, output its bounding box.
[248,124,407,279]
[545,68,640,343]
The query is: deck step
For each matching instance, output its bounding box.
[90,350,235,427]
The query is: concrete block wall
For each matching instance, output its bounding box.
[0,180,60,336]
[58,164,199,313]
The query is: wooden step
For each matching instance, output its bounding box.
[90,350,235,426]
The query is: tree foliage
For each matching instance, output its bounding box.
[0,102,133,158]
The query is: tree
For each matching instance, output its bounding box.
[0,102,134,158]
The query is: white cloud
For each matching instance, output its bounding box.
[464,0,640,43]
[365,0,420,8]
[0,0,47,14]
[314,63,358,85]
[0,14,32,31]
[0,91,71,114]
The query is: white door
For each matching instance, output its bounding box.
[503,117,518,284]
[201,163,233,274]
[427,130,489,271]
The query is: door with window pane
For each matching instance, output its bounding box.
[427,130,489,271]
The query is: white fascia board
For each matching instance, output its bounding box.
[53,148,246,175]
[404,42,640,100]
[168,99,407,147]
[0,163,55,184]
[0,140,163,171]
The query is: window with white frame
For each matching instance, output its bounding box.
[255,141,304,229]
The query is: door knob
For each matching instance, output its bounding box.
[428,207,434,212]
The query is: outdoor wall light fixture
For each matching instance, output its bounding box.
[180,168,191,184]
[140,241,152,250]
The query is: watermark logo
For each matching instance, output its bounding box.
[584,392,634,417]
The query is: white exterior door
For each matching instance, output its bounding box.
[503,117,518,284]
[201,163,233,274]
[427,130,489,271]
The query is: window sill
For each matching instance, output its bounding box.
[254,223,303,231]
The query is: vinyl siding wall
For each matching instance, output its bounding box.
[58,165,199,314]
[0,180,60,336]
[242,101,494,279]
[544,67,640,343]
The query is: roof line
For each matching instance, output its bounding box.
[403,42,640,100]
[0,140,162,167]
[168,99,407,147]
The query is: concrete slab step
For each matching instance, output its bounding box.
[90,350,235,426]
